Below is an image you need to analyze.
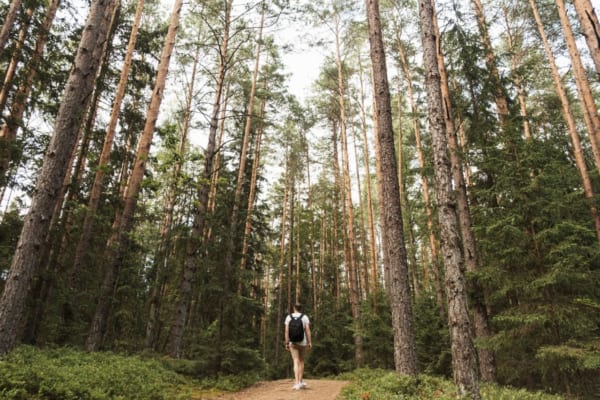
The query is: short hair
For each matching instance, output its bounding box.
[293,303,303,312]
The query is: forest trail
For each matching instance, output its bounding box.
[206,379,350,400]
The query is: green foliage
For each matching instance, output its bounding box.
[306,299,355,376]
[412,296,451,376]
[0,209,23,288]
[0,346,186,400]
[338,369,565,400]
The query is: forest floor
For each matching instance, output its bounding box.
[203,379,350,400]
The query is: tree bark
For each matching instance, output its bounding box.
[432,0,496,382]
[365,0,417,376]
[573,0,600,78]
[419,0,481,397]
[86,0,182,351]
[0,0,119,356]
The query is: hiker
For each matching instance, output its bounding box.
[284,303,312,390]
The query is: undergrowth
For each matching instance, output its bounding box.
[0,346,259,400]
[338,369,566,400]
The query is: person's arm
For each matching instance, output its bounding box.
[284,321,290,350]
[305,322,312,349]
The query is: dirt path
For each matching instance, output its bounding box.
[209,379,350,400]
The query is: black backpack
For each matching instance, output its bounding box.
[288,314,304,343]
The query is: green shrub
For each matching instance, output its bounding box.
[0,346,186,399]
[338,369,565,400]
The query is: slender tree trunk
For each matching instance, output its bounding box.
[419,0,481,397]
[366,0,417,376]
[86,0,182,351]
[0,0,119,356]
[395,25,445,319]
[240,85,266,283]
[0,0,60,187]
[71,0,145,283]
[0,0,24,55]
[370,66,391,293]
[333,11,363,366]
[432,0,496,382]
[351,122,369,300]
[167,0,232,358]
[206,83,230,241]
[357,55,379,296]
[305,133,319,316]
[330,118,343,308]
[573,0,600,78]
[287,177,295,312]
[556,0,600,174]
[230,1,264,293]
[274,159,289,367]
[530,0,600,242]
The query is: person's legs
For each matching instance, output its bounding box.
[290,345,302,388]
[290,345,308,388]
[295,345,306,387]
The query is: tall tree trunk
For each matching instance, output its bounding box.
[240,78,266,279]
[530,0,600,242]
[229,1,264,294]
[71,0,145,283]
[394,24,445,319]
[334,11,363,367]
[556,0,600,174]
[274,158,289,367]
[305,130,319,315]
[365,0,417,376]
[419,0,481,397]
[167,0,232,358]
[357,55,379,297]
[86,0,182,351]
[351,122,369,300]
[0,0,24,55]
[0,0,60,188]
[370,66,391,293]
[432,0,496,382]
[0,0,119,356]
[573,0,600,77]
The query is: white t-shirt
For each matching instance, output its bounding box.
[284,312,310,345]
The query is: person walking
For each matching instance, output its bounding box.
[284,303,312,390]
